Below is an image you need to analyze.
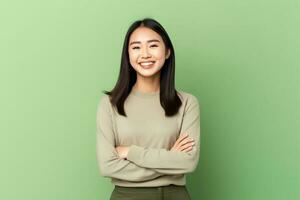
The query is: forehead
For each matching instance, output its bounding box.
[129,27,163,43]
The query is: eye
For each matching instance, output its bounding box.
[150,44,158,48]
[132,46,140,50]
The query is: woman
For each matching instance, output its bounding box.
[96,18,200,200]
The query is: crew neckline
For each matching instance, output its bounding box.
[131,89,160,98]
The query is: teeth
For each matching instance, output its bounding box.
[140,61,155,66]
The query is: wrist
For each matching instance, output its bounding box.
[125,146,130,159]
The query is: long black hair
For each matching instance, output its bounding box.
[103,18,182,117]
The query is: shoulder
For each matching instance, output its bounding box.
[99,94,111,105]
[177,90,200,115]
[97,94,113,113]
[177,90,199,105]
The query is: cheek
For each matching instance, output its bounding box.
[128,51,138,63]
[152,48,166,59]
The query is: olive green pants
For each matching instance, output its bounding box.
[110,184,191,200]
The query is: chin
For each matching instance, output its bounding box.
[138,72,158,78]
[137,69,161,78]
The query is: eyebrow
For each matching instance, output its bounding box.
[129,39,160,46]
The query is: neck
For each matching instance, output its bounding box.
[133,73,160,93]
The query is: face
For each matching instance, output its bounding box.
[128,27,170,78]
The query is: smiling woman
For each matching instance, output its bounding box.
[128,29,170,74]
[96,18,200,200]
[128,27,170,91]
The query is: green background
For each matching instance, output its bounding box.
[1,0,299,199]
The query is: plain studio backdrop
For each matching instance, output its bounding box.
[0,0,299,200]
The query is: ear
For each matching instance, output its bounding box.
[165,48,171,59]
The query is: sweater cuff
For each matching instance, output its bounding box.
[127,145,143,163]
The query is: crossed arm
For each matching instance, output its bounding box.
[96,95,200,181]
[115,133,195,159]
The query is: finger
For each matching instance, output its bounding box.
[179,141,195,150]
[176,133,189,145]
[178,137,194,147]
[179,141,195,151]
[181,146,193,152]
[179,137,194,146]
[172,133,188,148]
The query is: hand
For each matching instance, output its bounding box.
[170,133,195,153]
[115,146,129,159]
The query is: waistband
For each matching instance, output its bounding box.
[115,184,186,191]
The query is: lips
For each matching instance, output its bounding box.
[139,61,156,68]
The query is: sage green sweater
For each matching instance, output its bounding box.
[96,89,200,187]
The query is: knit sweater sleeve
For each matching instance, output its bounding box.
[126,94,200,175]
[96,95,164,182]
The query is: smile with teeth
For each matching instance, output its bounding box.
[139,61,155,68]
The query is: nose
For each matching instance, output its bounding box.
[141,46,151,58]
